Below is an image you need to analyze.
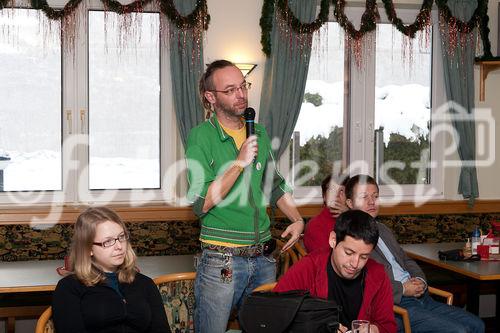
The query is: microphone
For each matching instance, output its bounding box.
[244,107,255,138]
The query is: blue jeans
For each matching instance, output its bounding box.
[396,293,485,333]
[194,249,276,333]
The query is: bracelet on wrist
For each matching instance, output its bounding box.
[232,162,244,173]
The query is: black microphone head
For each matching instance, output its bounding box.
[244,107,255,121]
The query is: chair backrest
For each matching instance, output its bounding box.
[35,307,54,333]
[252,282,277,292]
[154,272,196,333]
[393,286,453,333]
[275,239,299,278]
[294,241,307,259]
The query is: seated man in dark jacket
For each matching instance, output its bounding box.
[274,210,397,333]
[345,174,484,333]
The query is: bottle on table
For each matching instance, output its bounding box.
[463,238,472,257]
[471,226,481,255]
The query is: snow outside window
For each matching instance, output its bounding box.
[0,6,178,206]
[0,9,62,192]
[289,22,345,190]
[88,11,160,190]
[374,23,432,186]
[285,7,444,204]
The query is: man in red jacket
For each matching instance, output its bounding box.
[303,174,349,253]
[274,210,396,333]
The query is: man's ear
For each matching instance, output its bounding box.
[204,91,216,105]
[328,231,336,249]
[346,198,353,209]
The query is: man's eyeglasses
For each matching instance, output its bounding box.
[93,233,129,248]
[210,82,251,96]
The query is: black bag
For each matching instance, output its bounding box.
[238,290,340,333]
[438,249,464,261]
[438,249,480,261]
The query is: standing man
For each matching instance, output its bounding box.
[345,174,484,333]
[303,173,349,253]
[274,210,397,333]
[186,60,304,333]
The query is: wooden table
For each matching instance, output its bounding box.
[0,255,194,333]
[402,243,500,330]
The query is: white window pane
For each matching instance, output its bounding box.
[375,24,432,185]
[0,9,62,191]
[88,11,160,190]
[291,23,344,186]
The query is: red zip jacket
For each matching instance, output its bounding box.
[274,248,397,333]
[303,207,336,253]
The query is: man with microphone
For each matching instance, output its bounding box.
[186,59,304,333]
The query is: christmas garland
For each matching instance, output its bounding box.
[1,0,209,30]
[31,0,81,20]
[259,0,275,56]
[333,0,378,40]
[436,0,491,58]
[277,0,330,34]
[260,0,493,59]
[0,0,11,10]
[383,0,432,38]
[160,0,209,30]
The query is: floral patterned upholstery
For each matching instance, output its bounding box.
[155,273,196,333]
[42,319,55,333]
[35,307,54,333]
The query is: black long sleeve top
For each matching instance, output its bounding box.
[52,272,171,333]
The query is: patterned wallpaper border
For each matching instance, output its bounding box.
[1,212,499,262]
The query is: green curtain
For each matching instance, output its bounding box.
[258,0,318,158]
[169,0,205,147]
[439,0,479,203]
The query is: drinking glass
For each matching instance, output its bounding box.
[352,320,370,333]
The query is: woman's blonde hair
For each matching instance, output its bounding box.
[69,207,137,286]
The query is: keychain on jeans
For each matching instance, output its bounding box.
[220,254,233,283]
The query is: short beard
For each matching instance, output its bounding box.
[215,99,246,120]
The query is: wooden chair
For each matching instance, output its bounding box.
[275,239,299,278]
[35,306,54,333]
[394,287,453,333]
[294,241,307,259]
[253,282,277,292]
[154,272,196,333]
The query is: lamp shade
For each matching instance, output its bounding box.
[235,63,257,77]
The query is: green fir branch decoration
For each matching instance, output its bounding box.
[160,0,210,30]
[436,0,491,58]
[259,0,275,56]
[101,0,151,15]
[333,0,378,40]
[382,0,432,38]
[23,0,210,31]
[31,0,82,20]
[276,0,330,34]
[0,0,12,10]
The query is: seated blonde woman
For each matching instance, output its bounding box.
[52,207,171,333]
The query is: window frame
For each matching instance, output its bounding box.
[0,2,181,206]
[283,5,445,204]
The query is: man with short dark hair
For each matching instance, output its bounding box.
[275,210,397,333]
[186,60,304,333]
[303,174,349,253]
[345,174,484,333]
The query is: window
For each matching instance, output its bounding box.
[290,22,345,191]
[0,9,62,192]
[88,11,160,190]
[0,6,178,205]
[285,6,444,202]
[374,24,432,186]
